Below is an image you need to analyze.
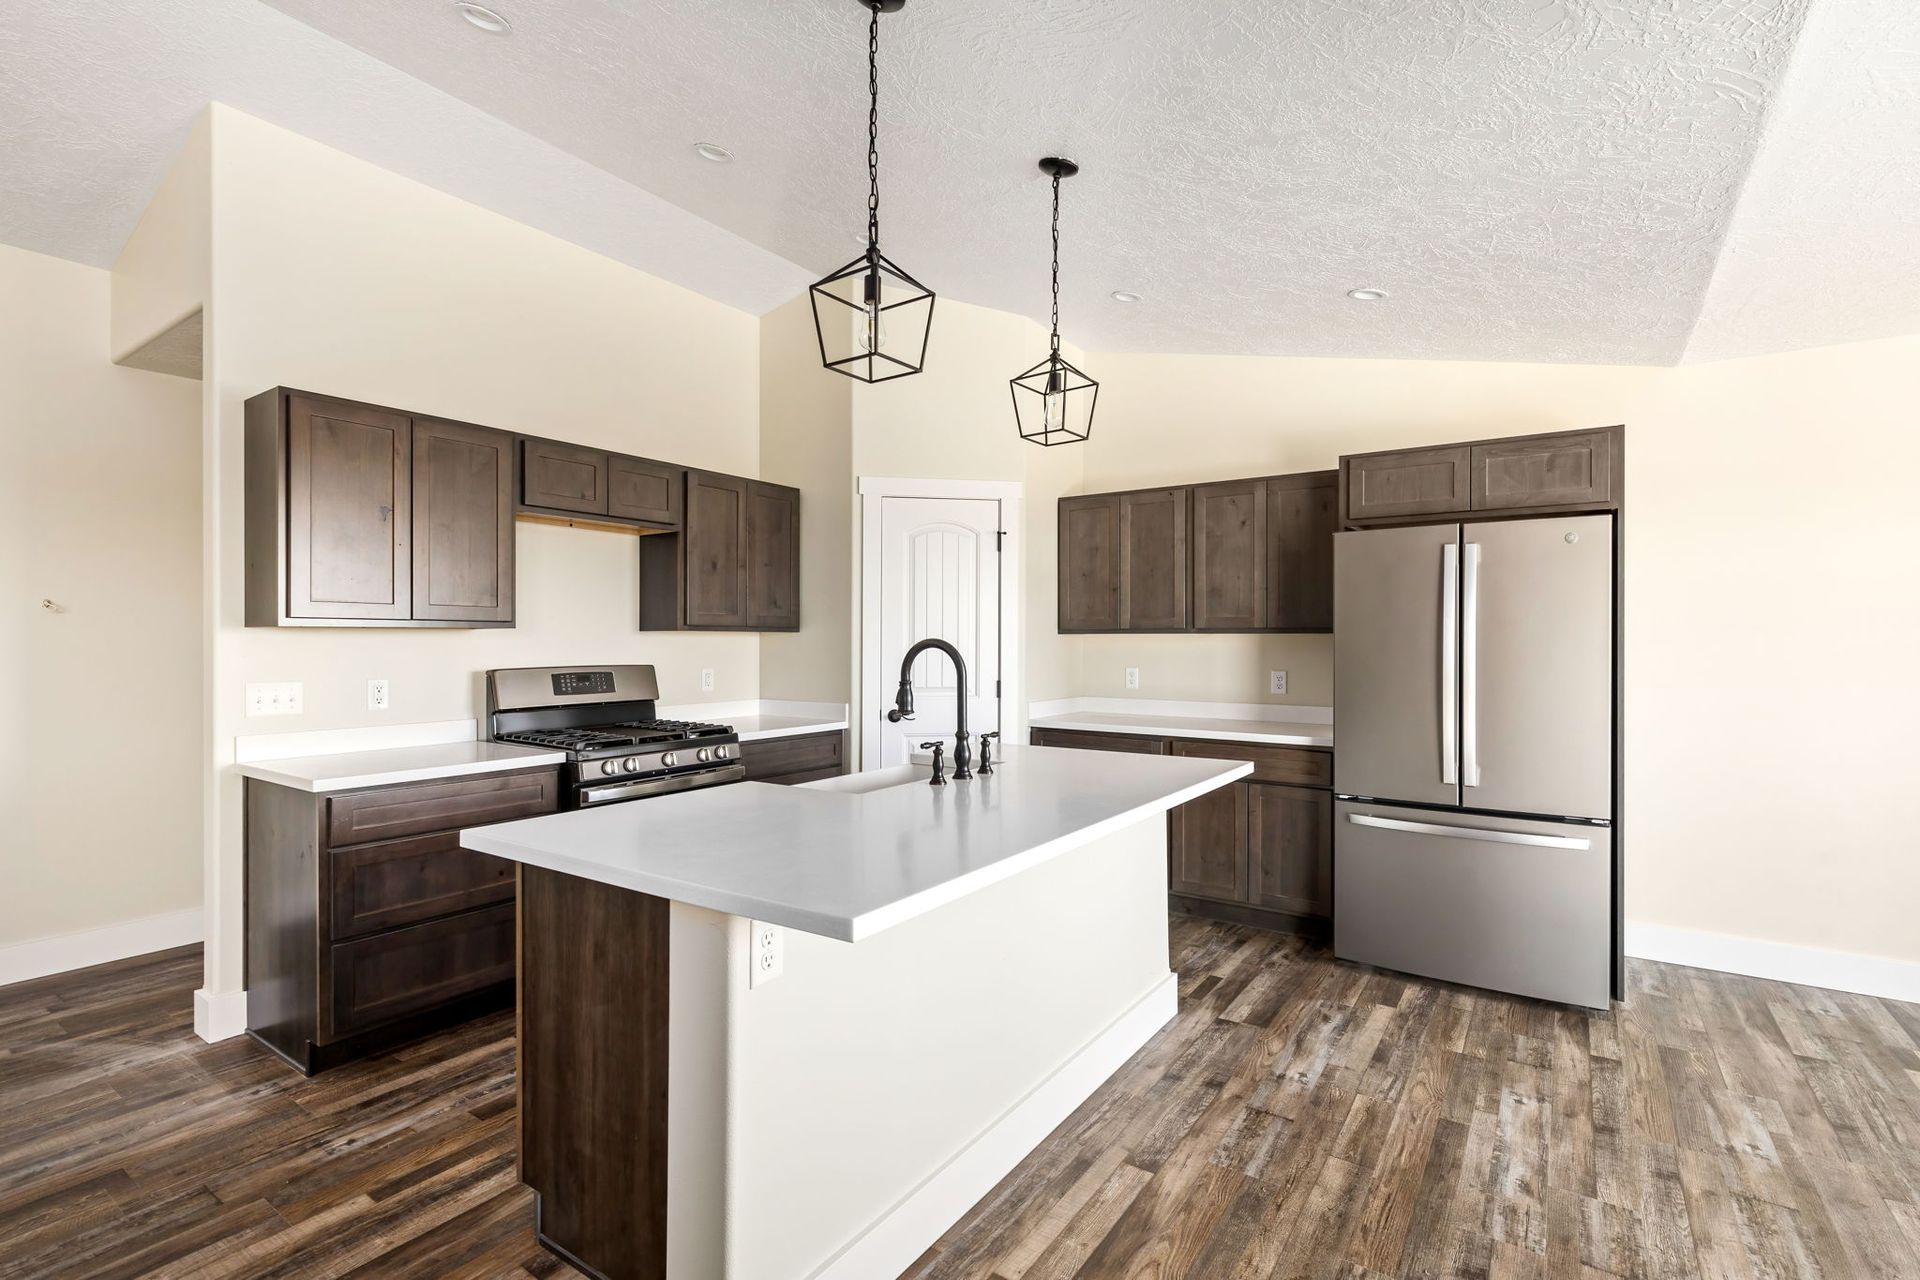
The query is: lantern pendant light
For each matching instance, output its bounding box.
[1012,157,1097,446]
[809,0,935,383]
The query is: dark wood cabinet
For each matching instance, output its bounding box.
[281,394,412,622]
[1191,480,1265,631]
[1169,742,1249,901]
[520,438,609,516]
[684,471,749,627]
[1340,426,1623,526]
[1247,783,1332,918]
[1029,728,1169,755]
[1121,488,1190,630]
[247,389,514,628]
[609,456,682,526]
[746,481,800,630]
[1057,494,1123,631]
[412,419,514,624]
[1267,471,1336,631]
[739,730,845,785]
[246,766,560,1073]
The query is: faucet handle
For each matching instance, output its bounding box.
[976,732,998,774]
[919,741,947,786]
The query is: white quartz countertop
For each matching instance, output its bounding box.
[726,713,849,742]
[235,741,566,793]
[462,744,1249,942]
[1030,711,1333,748]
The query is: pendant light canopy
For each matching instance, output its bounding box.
[1012,157,1097,446]
[810,0,935,383]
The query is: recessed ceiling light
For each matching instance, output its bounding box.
[1110,290,1142,304]
[692,141,734,164]
[1347,287,1388,302]
[453,2,510,33]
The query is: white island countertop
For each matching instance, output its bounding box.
[235,740,566,792]
[462,743,1247,941]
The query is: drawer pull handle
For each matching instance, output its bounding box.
[1347,812,1590,850]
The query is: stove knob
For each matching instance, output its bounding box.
[623,756,643,773]
[696,747,711,763]
[712,744,730,760]
[661,752,677,768]
[600,760,620,777]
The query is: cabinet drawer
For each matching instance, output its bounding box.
[327,769,559,847]
[1029,728,1170,755]
[325,904,515,1040]
[328,831,515,940]
[1170,739,1331,787]
[740,732,843,783]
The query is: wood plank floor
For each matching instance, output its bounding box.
[4,922,1918,1279]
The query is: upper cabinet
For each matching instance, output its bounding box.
[520,440,682,529]
[638,471,801,632]
[1058,470,1333,634]
[248,389,512,628]
[746,481,800,630]
[1340,426,1623,526]
[610,456,682,526]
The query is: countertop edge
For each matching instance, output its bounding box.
[1030,715,1334,748]
[735,719,850,743]
[235,749,567,793]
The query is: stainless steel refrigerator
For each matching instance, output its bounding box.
[1333,514,1616,1008]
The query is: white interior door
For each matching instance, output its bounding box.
[876,497,1002,768]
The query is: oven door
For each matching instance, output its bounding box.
[576,763,745,808]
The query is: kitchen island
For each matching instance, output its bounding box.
[461,743,1248,1280]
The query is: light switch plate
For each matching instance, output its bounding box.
[245,682,303,716]
[1124,667,1140,690]
[749,921,783,987]
[1269,670,1287,695]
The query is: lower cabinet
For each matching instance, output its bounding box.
[738,730,846,785]
[245,766,560,1074]
[1031,726,1333,933]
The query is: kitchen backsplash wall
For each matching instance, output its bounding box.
[1075,633,1331,706]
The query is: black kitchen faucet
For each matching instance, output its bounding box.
[887,638,973,782]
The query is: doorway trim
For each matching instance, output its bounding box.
[858,477,1025,772]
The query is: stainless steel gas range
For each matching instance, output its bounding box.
[486,665,741,809]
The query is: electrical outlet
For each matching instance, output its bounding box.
[749,921,783,987]
[367,679,390,711]
[701,668,715,693]
[1124,667,1140,691]
[1269,670,1288,695]
[245,682,303,716]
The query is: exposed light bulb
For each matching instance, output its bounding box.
[1042,367,1066,435]
[859,268,888,353]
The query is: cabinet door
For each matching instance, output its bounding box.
[1120,488,1189,630]
[1470,430,1615,511]
[325,903,516,1040]
[412,419,514,623]
[745,481,800,630]
[521,439,609,515]
[1168,775,1248,903]
[609,456,682,526]
[1058,495,1122,631]
[1344,445,1471,521]
[1191,480,1266,631]
[1247,783,1332,918]
[1029,728,1168,754]
[286,395,411,620]
[1268,471,1336,631]
[684,471,750,627]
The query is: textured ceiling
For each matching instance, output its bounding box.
[1,0,1915,364]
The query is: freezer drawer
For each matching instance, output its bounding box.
[1334,801,1611,1008]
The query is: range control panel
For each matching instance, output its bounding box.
[552,670,616,696]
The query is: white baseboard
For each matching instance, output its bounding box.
[1626,921,1920,1004]
[194,987,250,1043]
[0,908,202,989]
[808,972,1178,1280]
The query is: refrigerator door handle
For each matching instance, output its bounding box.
[1440,542,1458,785]
[1347,812,1591,850]
[1461,541,1482,787]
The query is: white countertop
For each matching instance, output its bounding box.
[462,744,1248,942]
[236,740,565,793]
[725,713,849,742]
[657,700,849,743]
[1030,711,1333,748]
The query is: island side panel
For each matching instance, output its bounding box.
[518,865,669,1279]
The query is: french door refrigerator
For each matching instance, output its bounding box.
[1333,514,1616,1008]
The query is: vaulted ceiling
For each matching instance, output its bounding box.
[2,0,1914,365]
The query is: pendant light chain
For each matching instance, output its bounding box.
[1049,170,1062,353]
[867,3,881,254]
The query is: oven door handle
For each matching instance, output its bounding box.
[579,763,746,805]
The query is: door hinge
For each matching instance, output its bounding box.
[996,530,1006,551]
[996,679,1002,697]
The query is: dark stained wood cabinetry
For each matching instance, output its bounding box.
[520,438,609,516]
[738,730,846,784]
[746,481,801,630]
[1029,727,1169,755]
[246,766,560,1073]
[412,418,514,624]
[610,455,682,525]
[1168,745,1249,901]
[1339,425,1624,526]
[684,471,750,627]
[638,470,801,632]
[1058,469,1334,634]
[1247,782,1333,918]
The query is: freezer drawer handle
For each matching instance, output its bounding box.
[1440,542,1458,785]
[1347,812,1591,850]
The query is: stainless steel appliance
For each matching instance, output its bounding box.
[1333,515,1616,1007]
[486,665,742,808]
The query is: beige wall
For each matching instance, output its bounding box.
[110,115,211,365]
[1067,340,1920,965]
[0,244,203,949]
[200,107,765,993]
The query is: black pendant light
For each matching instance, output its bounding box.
[1011,157,1097,446]
[809,0,935,383]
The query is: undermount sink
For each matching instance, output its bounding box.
[800,763,931,795]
